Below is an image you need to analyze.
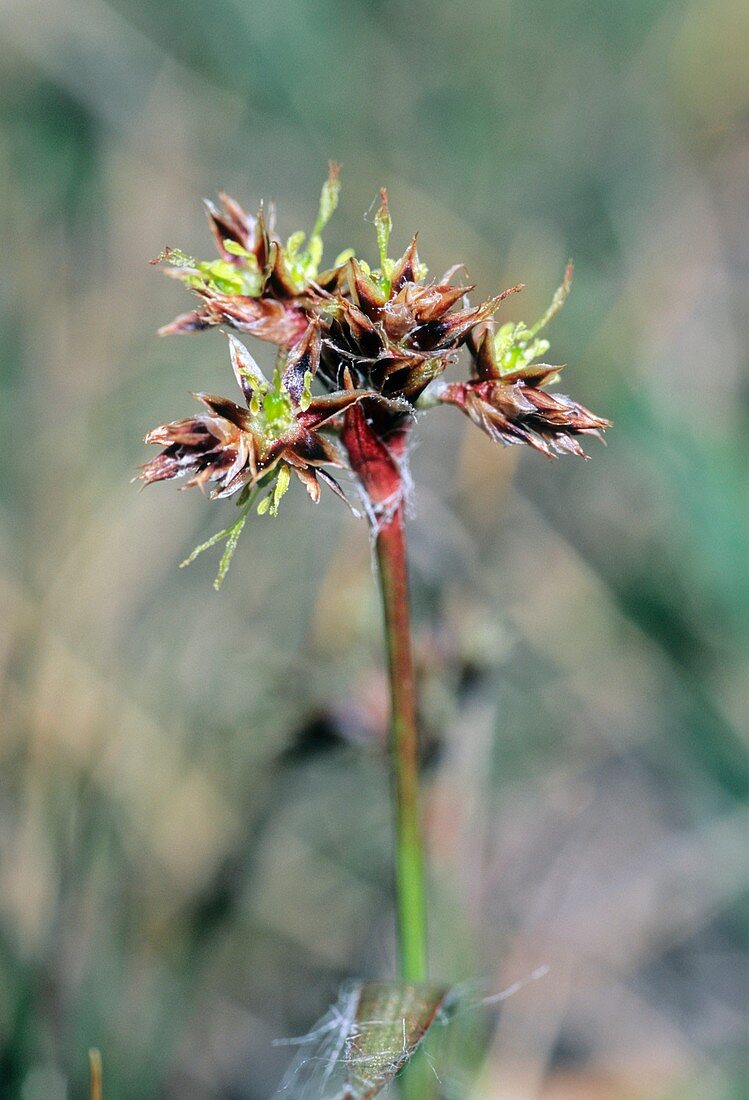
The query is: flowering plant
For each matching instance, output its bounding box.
[138,166,608,1095]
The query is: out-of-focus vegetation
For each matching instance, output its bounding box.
[0,0,747,1096]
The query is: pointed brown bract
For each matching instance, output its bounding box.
[389,235,420,291]
[414,284,523,351]
[204,192,262,260]
[282,318,322,405]
[158,290,310,347]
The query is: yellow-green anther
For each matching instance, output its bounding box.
[157,247,197,268]
[250,391,262,417]
[375,192,392,274]
[306,235,323,274]
[270,464,291,516]
[286,230,306,257]
[223,239,252,258]
[195,259,246,295]
[257,495,271,515]
[495,317,554,374]
[312,163,341,239]
[173,246,262,297]
[333,247,356,267]
[300,370,314,412]
[261,369,294,435]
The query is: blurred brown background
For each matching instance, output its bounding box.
[0,0,747,1096]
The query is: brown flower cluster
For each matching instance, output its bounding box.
[139,170,609,582]
[140,326,372,506]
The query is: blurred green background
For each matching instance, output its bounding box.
[1,0,747,1096]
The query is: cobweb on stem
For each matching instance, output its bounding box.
[274,968,549,1099]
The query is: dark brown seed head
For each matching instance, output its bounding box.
[438,376,610,458]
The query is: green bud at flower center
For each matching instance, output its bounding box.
[255,367,294,442]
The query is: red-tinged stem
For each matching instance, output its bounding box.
[375,504,429,984]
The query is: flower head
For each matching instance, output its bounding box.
[153,163,347,346]
[139,325,372,510]
[317,192,523,404]
[433,265,610,457]
[435,371,609,457]
[140,171,609,584]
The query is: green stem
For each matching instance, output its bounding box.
[375,504,428,983]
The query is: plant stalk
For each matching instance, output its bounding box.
[89,1050,102,1100]
[375,504,428,984]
